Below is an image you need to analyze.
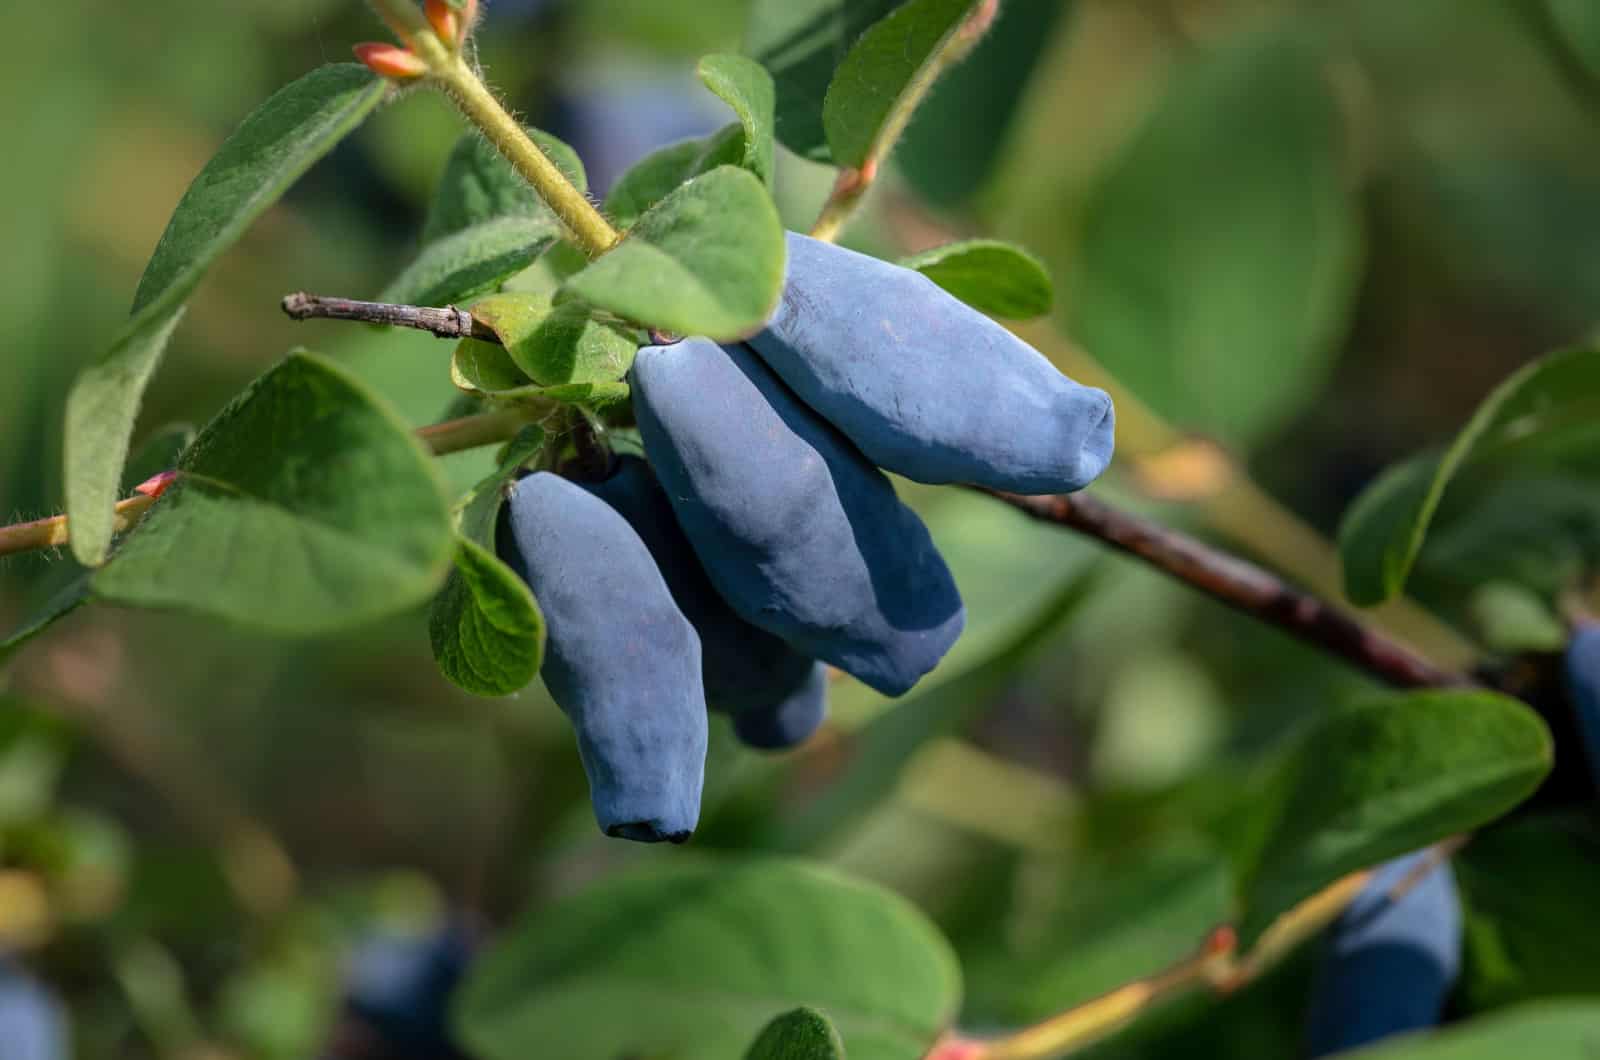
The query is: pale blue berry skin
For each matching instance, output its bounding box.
[497,472,707,842]
[747,232,1116,495]
[1305,851,1462,1057]
[1561,624,1600,787]
[0,962,67,1060]
[578,456,829,750]
[631,338,965,697]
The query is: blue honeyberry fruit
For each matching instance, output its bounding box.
[577,455,828,750]
[0,961,68,1060]
[631,337,966,697]
[1305,851,1463,1057]
[498,472,707,841]
[345,923,472,1058]
[747,231,1116,496]
[1561,622,1600,788]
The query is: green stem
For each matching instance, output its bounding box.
[417,408,538,457]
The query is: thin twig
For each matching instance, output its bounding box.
[985,488,1472,690]
[282,291,499,342]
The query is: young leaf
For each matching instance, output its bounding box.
[451,339,629,408]
[1338,346,1600,606]
[91,352,454,635]
[745,0,905,162]
[429,425,548,698]
[1068,29,1360,446]
[603,126,745,230]
[821,0,977,170]
[1342,1001,1600,1059]
[1231,690,1551,946]
[382,217,561,307]
[899,240,1054,319]
[471,294,638,387]
[745,1007,847,1060]
[455,858,960,1060]
[698,54,777,186]
[563,166,786,340]
[423,128,588,244]
[65,64,387,566]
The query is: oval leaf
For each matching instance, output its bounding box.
[91,352,454,635]
[1338,346,1600,606]
[423,128,587,244]
[604,126,746,230]
[450,339,629,408]
[382,217,560,307]
[821,0,977,169]
[699,53,777,186]
[1232,690,1552,946]
[745,0,905,162]
[66,64,386,566]
[563,166,785,340]
[471,294,637,387]
[899,240,1054,319]
[1068,30,1360,446]
[745,1007,847,1060]
[429,537,545,697]
[455,858,960,1060]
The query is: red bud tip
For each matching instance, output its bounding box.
[425,0,461,45]
[134,471,179,500]
[353,43,428,80]
[1204,925,1238,957]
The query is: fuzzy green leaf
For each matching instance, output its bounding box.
[564,167,785,340]
[92,352,454,635]
[383,217,560,308]
[699,54,777,186]
[604,126,745,230]
[423,128,586,243]
[745,1007,847,1060]
[900,240,1054,319]
[470,294,637,387]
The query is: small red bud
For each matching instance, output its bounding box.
[425,0,461,46]
[353,43,428,80]
[134,471,179,500]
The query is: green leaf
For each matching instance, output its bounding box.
[455,858,959,1060]
[1456,814,1600,1011]
[382,217,560,307]
[563,167,786,341]
[65,65,385,566]
[1339,347,1600,606]
[1344,1002,1600,1059]
[699,54,777,187]
[430,427,548,697]
[133,65,387,314]
[821,0,977,169]
[422,128,587,244]
[745,1007,847,1060]
[91,352,454,635]
[0,577,91,670]
[745,0,905,163]
[774,568,1101,851]
[471,294,637,387]
[1231,690,1551,946]
[604,126,746,230]
[450,339,629,408]
[1546,0,1600,81]
[1068,29,1360,446]
[899,240,1054,319]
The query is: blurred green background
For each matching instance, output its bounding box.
[1,1,1597,1056]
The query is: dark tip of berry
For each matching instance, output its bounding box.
[606,822,694,844]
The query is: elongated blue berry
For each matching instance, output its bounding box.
[631,338,965,697]
[1562,622,1600,789]
[578,455,828,749]
[346,922,473,1058]
[747,232,1115,495]
[497,472,707,841]
[1305,851,1462,1057]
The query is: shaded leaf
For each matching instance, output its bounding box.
[899,240,1053,319]
[699,54,777,186]
[745,1007,847,1060]
[0,577,92,670]
[422,128,587,244]
[564,166,785,340]
[746,0,904,162]
[456,858,959,1060]
[92,352,454,635]
[1232,690,1551,946]
[1347,1001,1600,1059]
[1339,347,1600,606]
[822,0,977,169]
[471,294,637,386]
[1546,0,1600,81]
[382,217,560,307]
[1068,30,1360,446]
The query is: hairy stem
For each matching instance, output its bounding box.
[0,494,156,559]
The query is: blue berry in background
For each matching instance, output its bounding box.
[0,960,68,1060]
[546,72,731,196]
[1305,851,1462,1057]
[631,337,966,697]
[498,472,708,842]
[748,232,1116,495]
[577,456,828,749]
[1561,622,1600,788]
[345,924,473,1058]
